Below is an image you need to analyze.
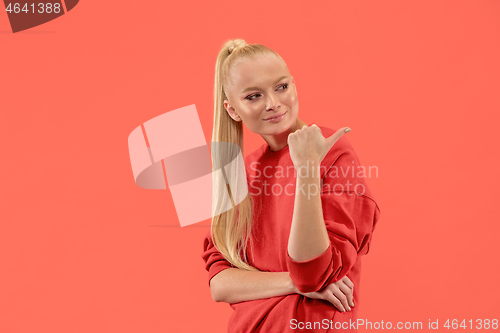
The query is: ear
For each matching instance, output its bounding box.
[224,100,241,122]
[291,76,298,95]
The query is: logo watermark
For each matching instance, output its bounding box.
[248,160,379,199]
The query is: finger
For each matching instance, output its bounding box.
[330,281,351,311]
[338,283,355,308]
[342,276,354,290]
[323,293,347,312]
[332,289,351,312]
[325,127,351,151]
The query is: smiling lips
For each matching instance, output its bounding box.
[264,111,287,121]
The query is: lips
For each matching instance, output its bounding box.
[264,111,287,120]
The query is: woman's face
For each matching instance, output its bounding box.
[223,54,299,136]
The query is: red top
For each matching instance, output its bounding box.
[201,125,381,333]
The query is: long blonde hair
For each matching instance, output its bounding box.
[211,39,288,271]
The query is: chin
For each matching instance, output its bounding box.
[271,117,297,135]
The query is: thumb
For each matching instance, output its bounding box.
[325,127,351,151]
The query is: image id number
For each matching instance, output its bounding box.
[6,3,62,14]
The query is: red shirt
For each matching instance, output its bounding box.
[201,124,381,333]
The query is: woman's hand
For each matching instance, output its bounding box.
[287,124,351,171]
[295,276,355,312]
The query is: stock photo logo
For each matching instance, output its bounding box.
[3,0,78,33]
[128,104,248,227]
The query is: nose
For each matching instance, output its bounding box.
[265,93,281,111]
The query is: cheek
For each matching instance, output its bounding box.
[285,90,297,104]
[286,94,299,111]
[240,111,259,123]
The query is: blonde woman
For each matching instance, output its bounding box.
[201,39,381,333]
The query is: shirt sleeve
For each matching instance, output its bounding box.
[201,228,235,287]
[286,148,381,293]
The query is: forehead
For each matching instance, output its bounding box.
[229,55,289,88]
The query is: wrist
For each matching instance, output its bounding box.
[286,273,299,294]
[294,160,321,179]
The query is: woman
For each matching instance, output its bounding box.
[201,38,381,333]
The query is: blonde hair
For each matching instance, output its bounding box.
[211,38,288,270]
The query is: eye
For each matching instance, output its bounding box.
[245,83,289,101]
[246,93,261,101]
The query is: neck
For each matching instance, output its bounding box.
[262,118,308,152]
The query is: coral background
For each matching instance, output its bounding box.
[1,1,499,332]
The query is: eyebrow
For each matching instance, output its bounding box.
[240,75,289,95]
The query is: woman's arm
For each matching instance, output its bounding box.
[210,268,297,303]
[286,125,348,263]
[287,166,330,262]
[285,125,355,293]
[210,266,355,312]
